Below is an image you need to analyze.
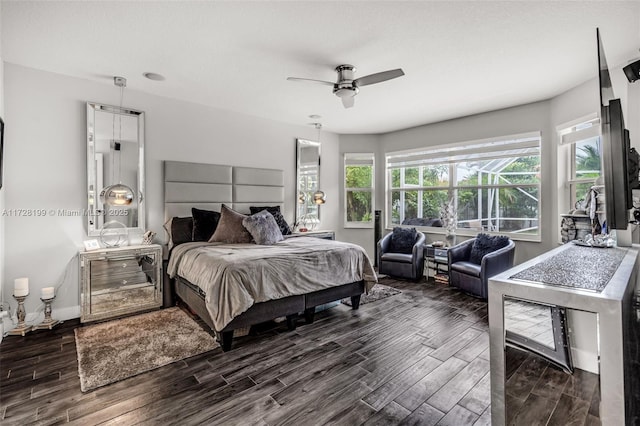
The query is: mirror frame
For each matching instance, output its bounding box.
[295,138,321,227]
[86,102,146,236]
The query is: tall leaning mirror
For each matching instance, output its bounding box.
[86,102,145,237]
[295,138,321,228]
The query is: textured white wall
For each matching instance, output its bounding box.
[3,63,340,320]
[0,1,6,338]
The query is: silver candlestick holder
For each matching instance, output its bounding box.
[33,296,60,330]
[8,294,33,336]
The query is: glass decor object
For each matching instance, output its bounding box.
[100,183,134,206]
[313,190,326,204]
[99,220,128,248]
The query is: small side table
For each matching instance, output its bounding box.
[424,245,449,283]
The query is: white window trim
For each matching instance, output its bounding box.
[385,132,542,242]
[344,153,375,228]
[556,114,602,244]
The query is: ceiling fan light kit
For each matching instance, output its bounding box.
[288,64,405,109]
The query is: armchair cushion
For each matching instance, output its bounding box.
[450,261,481,277]
[389,227,418,254]
[381,253,413,264]
[469,233,510,265]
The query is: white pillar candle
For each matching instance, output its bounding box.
[41,287,55,299]
[14,278,29,297]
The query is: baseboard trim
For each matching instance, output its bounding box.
[3,306,80,337]
[570,347,599,374]
[24,305,80,324]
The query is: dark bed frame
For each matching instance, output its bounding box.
[172,275,364,351]
[163,160,366,351]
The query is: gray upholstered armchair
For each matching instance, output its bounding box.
[448,235,515,299]
[377,230,426,281]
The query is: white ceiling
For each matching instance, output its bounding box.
[2,1,640,134]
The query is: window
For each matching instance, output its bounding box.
[386,132,541,239]
[344,153,374,227]
[559,118,602,210]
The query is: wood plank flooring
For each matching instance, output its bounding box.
[505,346,600,425]
[0,277,599,425]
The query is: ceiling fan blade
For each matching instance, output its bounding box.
[286,77,334,86]
[354,68,405,87]
[342,96,355,109]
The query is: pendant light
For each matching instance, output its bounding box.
[311,122,326,205]
[313,190,326,204]
[100,77,135,207]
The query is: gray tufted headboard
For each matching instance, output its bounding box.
[163,160,285,221]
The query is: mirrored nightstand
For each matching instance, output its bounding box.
[80,244,162,322]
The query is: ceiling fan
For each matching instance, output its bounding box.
[287,64,405,109]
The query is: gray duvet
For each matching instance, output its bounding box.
[168,237,377,331]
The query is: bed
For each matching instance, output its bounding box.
[164,161,376,351]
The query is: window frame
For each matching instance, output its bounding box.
[344,153,375,228]
[385,132,542,242]
[561,119,601,210]
[556,114,602,244]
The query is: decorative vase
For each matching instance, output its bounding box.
[445,232,457,247]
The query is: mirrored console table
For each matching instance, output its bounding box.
[488,243,640,425]
[80,244,162,322]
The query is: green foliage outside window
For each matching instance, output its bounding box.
[391,156,540,233]
[346,164,373,223]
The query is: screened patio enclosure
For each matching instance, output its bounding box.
[387,133,541,237]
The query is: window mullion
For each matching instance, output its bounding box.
[385,135,541,238]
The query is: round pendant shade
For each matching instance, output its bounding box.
[100,183,135,206]
[313,190,326,205]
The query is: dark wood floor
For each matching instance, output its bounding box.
[505,347,600,425]
[1,277,600,425]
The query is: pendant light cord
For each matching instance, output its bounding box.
[118,85,124,184]
[108,83,125,190]
[111,100,116,188]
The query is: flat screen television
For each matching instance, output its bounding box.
[598,29,635,231]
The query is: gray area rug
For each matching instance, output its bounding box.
[75,307,217,392]
[341,283,401,306]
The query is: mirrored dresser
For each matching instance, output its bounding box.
[80,244,162,322]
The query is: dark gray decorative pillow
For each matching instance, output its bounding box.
[163,217,193,250]
[209,205,254,244]
[249,206,291,235]
[469,233,510,264]
[242,210,284,245]
[192,208,221,242]
[389,227,418,254]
